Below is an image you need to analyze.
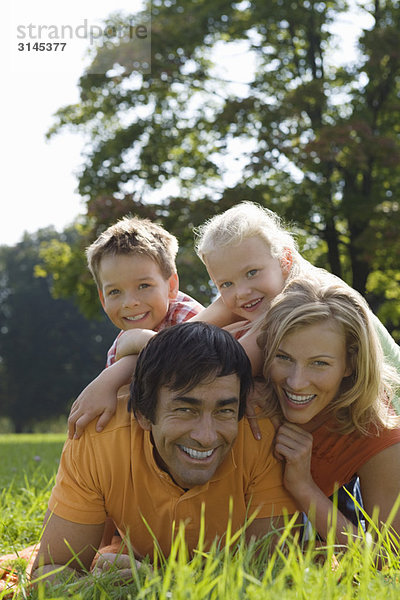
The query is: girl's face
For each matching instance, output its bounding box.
[205,237,290,322]
[269,320,352,430]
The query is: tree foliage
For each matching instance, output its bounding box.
[0,231,116,432]
[43,0,400,335]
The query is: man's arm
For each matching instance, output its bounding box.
[31,511,104,582]
[246,516,285,541]
[246,515,300,550]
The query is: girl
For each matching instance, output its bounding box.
[193,202,400,392]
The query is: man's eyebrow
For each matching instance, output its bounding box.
[172,397,239,406]
[218,398,239,407]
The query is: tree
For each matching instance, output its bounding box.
[0,230,116,432]
[44,0,400,335]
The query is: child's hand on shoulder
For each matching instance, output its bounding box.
[68,355,139,439]
[68,374,118,439]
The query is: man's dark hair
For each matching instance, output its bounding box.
[129,322,253,422]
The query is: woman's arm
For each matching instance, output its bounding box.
[357,443,400,535]
[275,422,357,544]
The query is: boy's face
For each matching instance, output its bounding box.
[98,253,179,331]
[205,236,289,322]
[137,374,240,489]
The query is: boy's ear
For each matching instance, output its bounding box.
[98,288,106,309]
[136,412,152,431]
[168,272,179,299]
[280,248,293,278]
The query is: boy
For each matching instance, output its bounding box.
[87,216,203,367]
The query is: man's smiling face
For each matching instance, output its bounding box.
[137,374,241,489]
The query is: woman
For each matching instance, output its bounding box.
[258,273,400,544]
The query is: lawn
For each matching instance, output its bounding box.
[0,434,65,555]
[1,434,400,599]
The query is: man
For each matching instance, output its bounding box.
[32,322,297,581]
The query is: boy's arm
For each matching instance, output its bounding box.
[114,329,157,361]
[68,356,137,439]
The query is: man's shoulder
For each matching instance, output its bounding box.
[84,388,133,440]
[66,390,143,472]
[235,417,276,458]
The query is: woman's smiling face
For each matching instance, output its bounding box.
[269,320,352,429]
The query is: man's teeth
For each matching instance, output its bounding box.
[126,313,147,321]
[181,446,214,459]
[286,391,315,405]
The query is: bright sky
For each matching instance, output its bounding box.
[2,1,372,247]
[2,0,146,246]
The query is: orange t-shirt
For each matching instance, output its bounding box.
[49,397,297,559]
[310,418,400,496]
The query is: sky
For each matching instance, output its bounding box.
[2,0,145,246]
[2,1,372,247]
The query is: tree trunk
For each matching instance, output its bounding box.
[323,216,342,279]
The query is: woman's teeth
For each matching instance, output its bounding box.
[285,391,316,405]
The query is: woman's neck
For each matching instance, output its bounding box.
[300,408,332,433]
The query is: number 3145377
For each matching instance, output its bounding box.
[18,42,67,51]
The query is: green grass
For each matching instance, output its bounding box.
[1,434,400,599]
[0,434,65,487]
[0,434,65,555]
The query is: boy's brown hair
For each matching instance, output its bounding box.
[86,216,179,288]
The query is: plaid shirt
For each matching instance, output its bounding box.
[106,291,204,367]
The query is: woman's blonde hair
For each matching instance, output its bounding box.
[258,273,400,435]
[194,201,307,277]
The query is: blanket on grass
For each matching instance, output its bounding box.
[0,544,38,597]
[0,540,124,597]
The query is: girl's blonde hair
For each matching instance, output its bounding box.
[258,273,400,435]
[194,201,307,278]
